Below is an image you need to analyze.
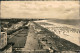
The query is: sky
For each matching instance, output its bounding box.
[1,1,80,19]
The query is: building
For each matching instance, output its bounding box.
[0,32,13,53]
[0,32,7,49]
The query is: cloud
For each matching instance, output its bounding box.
[1,1,79,19]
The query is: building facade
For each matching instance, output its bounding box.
[0,32,7,49]
[0,32,13,53]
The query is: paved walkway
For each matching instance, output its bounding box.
[22,23,40,50]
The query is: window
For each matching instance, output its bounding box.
[1,33,6,38]
[1,34,4,38]
[2,40,4,43]
[3,33,6,36]
[5,38,6,41]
